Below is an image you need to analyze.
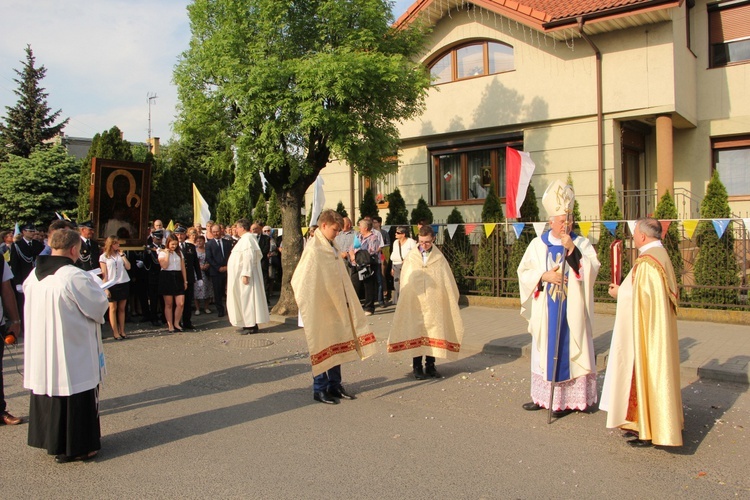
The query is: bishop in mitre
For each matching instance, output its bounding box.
[600,217,683,447]
[517,180,600,416]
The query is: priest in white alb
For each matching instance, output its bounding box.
[517,180,600,417]
[226,218,269,334]
[23,228,109,464]
[600,217,683,447]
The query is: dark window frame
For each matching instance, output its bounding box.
[430,138,523,206]
[428,40,515,85]
[712,134,750,199]
[708,0,750,68]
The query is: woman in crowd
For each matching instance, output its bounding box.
[390,226,417,305]
[99,236,131,340]
[158,234,187,332]
[193,234,213,314]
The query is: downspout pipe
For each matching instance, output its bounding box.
[578,17,604,216]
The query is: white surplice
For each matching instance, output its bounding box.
[226,232,269,328]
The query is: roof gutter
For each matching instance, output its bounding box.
[544,0,681,30]
[577,17,604,216]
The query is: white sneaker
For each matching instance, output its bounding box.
[364,311,373,316]
[205,308,212,314]
[195,310,201,316]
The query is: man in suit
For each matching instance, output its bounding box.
[75,220,101,272]
[251,223,271,302]
[175,226,201,329]
[9,223,45,324]
[206,224,232,317]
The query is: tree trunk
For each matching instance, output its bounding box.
[271,186,305,316]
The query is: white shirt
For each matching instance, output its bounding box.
[391,238,417,265]
[158,249,183,271]
[99,252,130,285]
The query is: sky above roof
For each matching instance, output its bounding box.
[0,0,415,145]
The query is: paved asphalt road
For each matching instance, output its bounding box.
[1,310,748,498]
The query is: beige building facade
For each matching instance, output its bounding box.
[307,0,750,223]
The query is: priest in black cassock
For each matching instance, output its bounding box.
[23,229,109,463]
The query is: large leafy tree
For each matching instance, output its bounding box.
[174,0,430,314]
[0,145,79,228]
[0,45,68,159]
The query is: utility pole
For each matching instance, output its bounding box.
[147,92,158,151]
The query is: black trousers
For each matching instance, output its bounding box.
[182,284,195,326]
[361,274,377,313]
[212,273,227,314]
[413,356,436,368]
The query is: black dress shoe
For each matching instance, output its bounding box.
[249,325,259,334]
[182,323,195,330]
[622,431,639,439]
[413,366,427,380]
[313,391,339,404]
[239,329,250,335]
[425,365,441,378]
[551,409,574,418]
[217,311,226,317]
[329,387,356,400]
[627,438,653,448]
[522,402,542,411]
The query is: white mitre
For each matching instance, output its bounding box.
[542,180,575,217]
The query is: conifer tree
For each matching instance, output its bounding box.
[692,170,739,305]
[253,193,268,223]
[475,182,505,294]
[267,190,282,228]
[442,207,473,291]
[653,191,683,284]
[596,182,629,297]
[409,196,433,225]
[359,188,379,220]
[0,45,68,159]
[506,184,539,294]
[335,201,348,219]
[385,188,408,225]
[566,173,582,230]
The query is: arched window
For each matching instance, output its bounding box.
[429,40,514,84]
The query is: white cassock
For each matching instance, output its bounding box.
[599,269,634,425]
[23,262,109,397]
[226,232,269,328]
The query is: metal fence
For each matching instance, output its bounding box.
[431,220,750,310]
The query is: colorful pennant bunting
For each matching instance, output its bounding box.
[447,224,458,239]
[602,221,618,237]
[511,222,525,239]
[532,222,546,237]
[682,220,699,239]
[484,223,496,238]
[577,221,592,238]
[712,219,730,239]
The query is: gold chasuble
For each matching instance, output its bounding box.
[291,230,377,377]
[387,246,464,359]
[631,246,684,446]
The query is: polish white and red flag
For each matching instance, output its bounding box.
[505,147,535,219]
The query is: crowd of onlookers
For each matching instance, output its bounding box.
[0,213,428,339]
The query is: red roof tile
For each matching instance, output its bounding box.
[397,0,681,29]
